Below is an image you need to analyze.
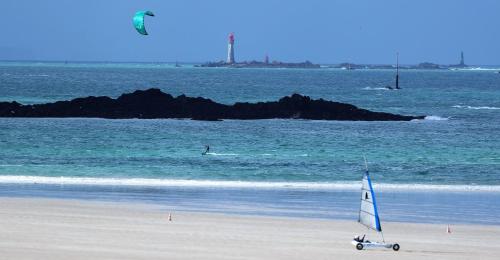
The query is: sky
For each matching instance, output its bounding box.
[1,0,499,65]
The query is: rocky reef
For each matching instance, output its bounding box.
[0,88,424,121]
[197,60,321,69]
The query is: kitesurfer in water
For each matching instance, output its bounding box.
[202,145,210,155]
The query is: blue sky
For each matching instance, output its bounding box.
[1,0,499,64]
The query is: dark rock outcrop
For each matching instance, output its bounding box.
[0,88,425,121]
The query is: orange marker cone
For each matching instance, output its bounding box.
[168,213,172,221]
[446,224,451,234]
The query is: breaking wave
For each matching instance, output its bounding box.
[0,175,499,192]
[412,116,449,122]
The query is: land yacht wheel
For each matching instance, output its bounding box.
[392,243,400,251]
[356,243,364,250]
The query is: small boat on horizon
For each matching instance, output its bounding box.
[341,63,356,70]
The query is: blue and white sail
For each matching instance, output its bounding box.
[358,170,382,232]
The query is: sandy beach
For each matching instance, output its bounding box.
[0,197,498,260]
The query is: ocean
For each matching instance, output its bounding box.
[1,62,500,225]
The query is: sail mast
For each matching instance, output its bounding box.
[395,52,400,89]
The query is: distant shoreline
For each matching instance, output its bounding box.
[2,60,500,69]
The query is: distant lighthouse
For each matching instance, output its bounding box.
[227,33,235,64]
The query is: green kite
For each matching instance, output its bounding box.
[133,11,155,35]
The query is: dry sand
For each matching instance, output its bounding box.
[0,197,498,260]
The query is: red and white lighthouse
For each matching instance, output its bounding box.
[227,33,235,64]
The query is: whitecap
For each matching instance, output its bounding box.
[423,115,449,121]
[452,105,500,110]
[26,74,50,77]
[411,115,449,122]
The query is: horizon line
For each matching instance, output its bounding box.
[1,59,499,67]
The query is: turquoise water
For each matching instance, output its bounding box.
[1,62,500,224]
[1,62,499,186]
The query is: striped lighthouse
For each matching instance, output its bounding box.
[227,33,235,64]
